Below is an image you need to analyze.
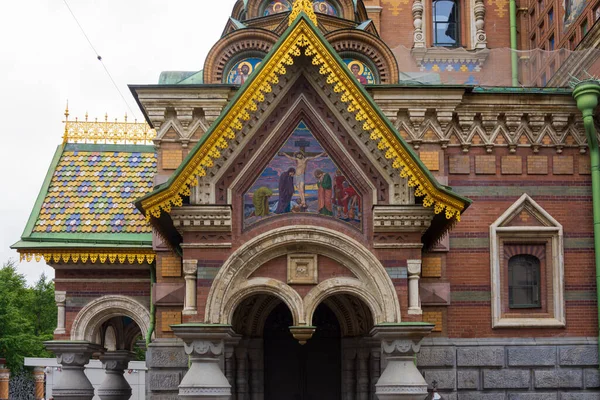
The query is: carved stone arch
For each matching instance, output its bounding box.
[205,226,401,325]
[246,0,356,20]
[70,295,150,343]
[303,277,384,326]
[203,29,279,84]
[223,277,306,326]
[231,0,246,20]
[326,30,400,84]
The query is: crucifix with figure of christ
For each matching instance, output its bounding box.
[279,139,327,208]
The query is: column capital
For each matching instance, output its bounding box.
[406,260,422,276]
[44,341,104,367]
[183,259,199,276]
[55,290,67,304]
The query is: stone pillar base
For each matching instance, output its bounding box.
[371,324,434,400]
[171,324,237,399]
[44,341,104,400]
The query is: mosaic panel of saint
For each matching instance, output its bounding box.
[263,0,338,16]
[227,58,263,84]
[343,59,376,85]
[244,121,362,228]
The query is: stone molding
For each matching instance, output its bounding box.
[205,226,402,325]
[373,205,434,233]
[55,290,67,335]
[70,295,151,342]
[171,206,233,232]
[489,194,565,328]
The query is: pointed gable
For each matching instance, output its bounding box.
[136,12,470,224]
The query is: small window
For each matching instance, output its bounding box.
[550,61,555,75]
[548,8,553,24]
[595,6,600,22]
[538,0,544,12]
[582,19,589,36]
[539,21,545,36]
[508,255,541,309]
[541,72,547,86]
[530,34,537,50]
[549,34,555,51]
[433,0,460,47]
[569,35,576,50]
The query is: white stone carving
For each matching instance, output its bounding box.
[474,0,487,49]
[287,254,318,285]
[205,226,402,326]
[406,260,422,315]
[412,0,425,48]
[70,295,151,343]
[183,259,199,315]
[373,206,434,233]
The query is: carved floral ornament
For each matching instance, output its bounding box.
[139,17,467,222]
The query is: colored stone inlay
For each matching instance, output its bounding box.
[161,255,182,278]
[161,311,182,332]
[422,256,442,278]
[423,311,443,332]
[34,148,156,234]
[419,151,440,171]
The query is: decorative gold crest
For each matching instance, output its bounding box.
[382,0,410,16]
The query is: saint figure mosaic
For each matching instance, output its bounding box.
[227,58,263,84]
[263,0,338,16]
[244,121,362,228]
[343,59,376,85]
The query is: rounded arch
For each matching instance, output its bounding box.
[203,29,279,84]
[231,0,246,20]
[205,226,401,325]
[303,277,383,326]
[223,277,305,326]
[70,295,150,343]
[326,30,400,84]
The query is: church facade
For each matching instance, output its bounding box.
[13,0,600,399]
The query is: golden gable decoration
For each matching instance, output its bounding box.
[289,0,318,26]
[139,16,467,222]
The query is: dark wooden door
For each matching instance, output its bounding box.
[264,303,341,400]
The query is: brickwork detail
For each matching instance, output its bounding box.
[423,311,443,332]
[579,156,591,175]
[419,151,440,171]
[553,156,574,175]
[449,155,470,174]
[501,156,522,175]
[475,155,496,175]
[161,255,182,278]
[422,256,442,278]
[162,150,183,170]
[161,311,182,332]
[527,156,548,175]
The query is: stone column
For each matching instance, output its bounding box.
[98,350,135,400]
[407,260,422,315]
[44,341,104,400]
[474,0,487,49]
[369,345,381,400]
[247,340,263,400]
[370,324,433,400]
[183,260,198,315]
[0,358,9,400]
[55,291,67,335]
[235,346,248,400]
[33,367,45,400]
[171,324,235,399]
[412,0,425,49]
[343,348,356,400]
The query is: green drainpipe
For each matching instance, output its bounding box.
[509,0,519,87]
[146,263,156,347]
[573,81,600,366]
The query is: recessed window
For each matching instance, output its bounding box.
[530,34,537,50]
[539,21,545,36]
[548,8,553,24]
[582,19,589,36]
[538,0,544,12]
[433,0,460,47]
[549,34,555,51]
[569,35,576,50]
[508,255,541,309]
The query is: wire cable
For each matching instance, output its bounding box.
[61,0,140,119]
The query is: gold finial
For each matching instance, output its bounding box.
[64,100,69,120]
[63,100,70,144]
[289,0,317,26]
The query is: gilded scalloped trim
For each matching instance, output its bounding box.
[140,19,465,222]
[18,250,155,264]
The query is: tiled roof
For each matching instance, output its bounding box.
[32,143,156,236]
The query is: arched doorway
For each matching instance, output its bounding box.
[230,292,375,399]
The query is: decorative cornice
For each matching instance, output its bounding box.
[18,249,155,264]
[373,206,434,233]
[139,17,468,223]
[171,206,232,232]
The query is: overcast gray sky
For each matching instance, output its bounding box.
[1,0,234,283]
